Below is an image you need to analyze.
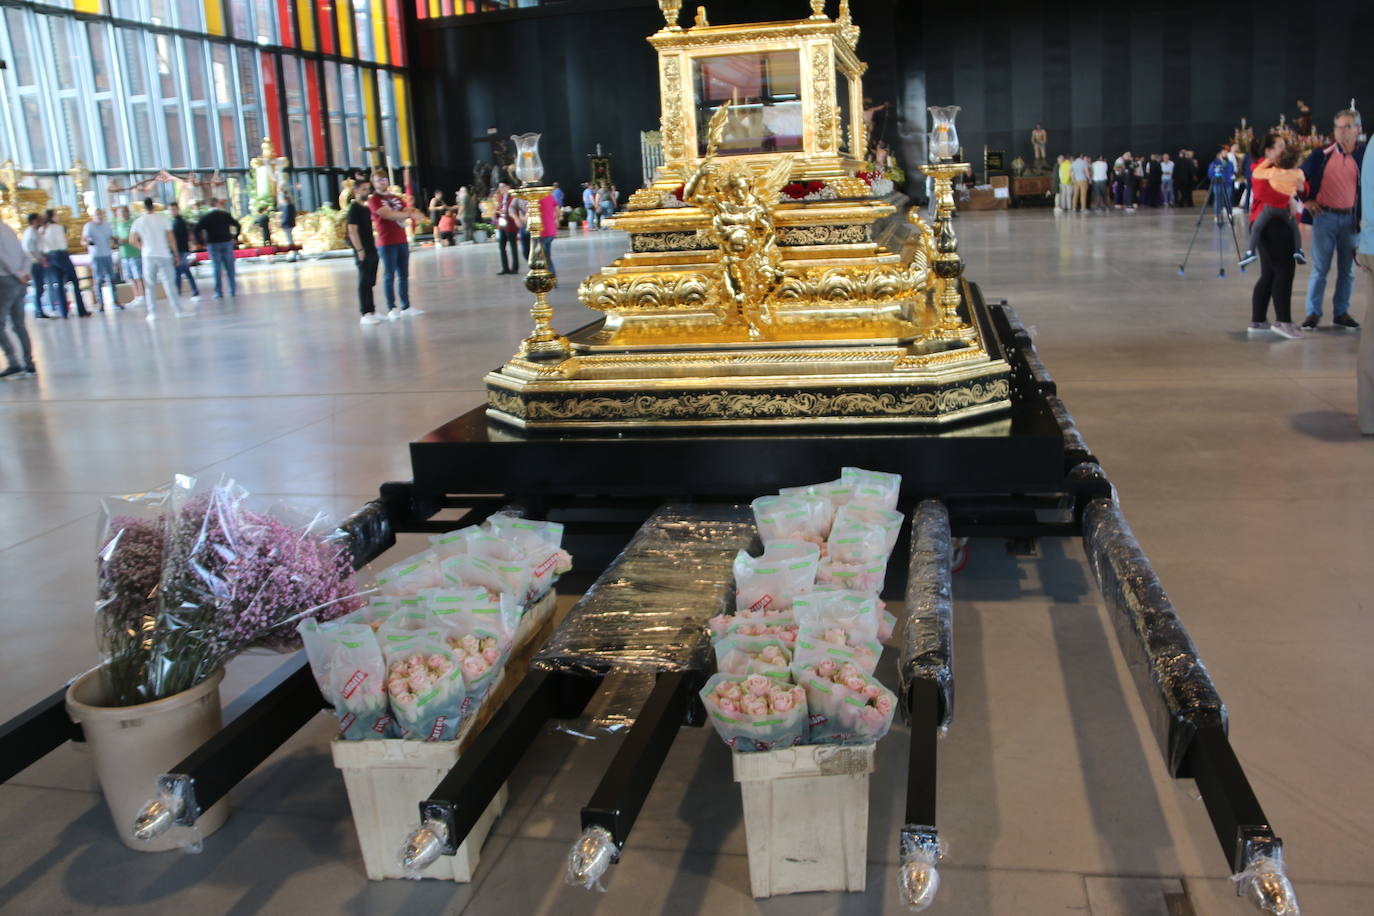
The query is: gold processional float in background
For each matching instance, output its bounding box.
[486,0,1012,429]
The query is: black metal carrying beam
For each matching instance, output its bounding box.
[580,670,701,850]
[0,685,84,784]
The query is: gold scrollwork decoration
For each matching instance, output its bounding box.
[813,46,835,152]
[661,59,685,160]
[631,230,714,252]
[776,224,869,246]
[579,271,717,314]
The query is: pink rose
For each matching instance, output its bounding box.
[874,694,894,715]
[839,662,861,681]
[387,679,407,696]
[860,705,886,727]
[481,646,502,664]
[745,674,771,697]
[817,658,838,678]
[771,691,795,712]
[430,657,454,676]
[842,674,865,692]
[716,697,739,714]
[460,635,481,655]
[480,637,498,651]
[742,696,768,717]
[779,627,798,645]
[461,655,489,678]
[708,614,733,636]
[425,654,447,670]
[721,682,742,700]
[823,628,847,645]
[393,692,417,705]
[408,671,431,691]
[863,684,882,699]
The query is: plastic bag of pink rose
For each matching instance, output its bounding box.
[833,503,904,555]
[841,467,902,511]
[439,552,532,607]
[723,615,800,650]
[792,585,885,640]
[733,540,820,615]
[380,632,469,740]
[421,586,523,650]
[713,634,793,679]
[796,663,897,745]
[314,622,395,740]
[791,625,883,676]
[699,673,809,753]
[483,514,573,601]
[825,519,890,569]
[751,495,832,547]
[817,556,888,593]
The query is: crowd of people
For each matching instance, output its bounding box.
[1053,151,1203,212]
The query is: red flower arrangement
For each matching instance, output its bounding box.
[782,180,827,200]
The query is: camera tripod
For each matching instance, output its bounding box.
[1178,177,1245,277]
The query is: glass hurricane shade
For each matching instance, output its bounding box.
[512,133,544,184]
[928,106,961,161]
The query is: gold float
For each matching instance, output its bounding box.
[485,1,1011,429]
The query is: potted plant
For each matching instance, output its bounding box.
[68,476,364,850]
[569,206,587,229]
[473,221,495,242]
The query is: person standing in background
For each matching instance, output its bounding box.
[347,178,381,326]
[279,192,298,260]
[459,186,475,243]
[582,182,598,229]
[1172,151,1195,207]
[368,171,424,319]
[1055,155,1072,210]
[167,203,202,302]
[552,181,565,210]
[41,211,88,318]
[0,219,36,379]
[195,198,241,298]
[537,190,558,279]
[1301,108,1365,330]
[495,182,521,275]
[112,205,145,307]
[254,205,272,248]
[1070,153,1089,211]
[428,191,445,241]
[21,214,51,319]
[1091,154,1110,211]
[129,198,182,321]
[1161,154,1175,208]
[1356,127,1374,433]
[81,209,121,311]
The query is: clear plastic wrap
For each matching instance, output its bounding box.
[336,498,397,571]
[398,817,449,878]
[899,825,945,911]
[699,672,808,752]
[752,495,832,546]
[792,626,883,676]
[733,540,820,614]
[712,634,792,678]
[322,622,393,740]
[381,633,467,740]
[130,773,202,850]
[817,555,888,593]
[533,505,757,676]
[1233,837,1301,915]
[900,500,955,730]
[723,615,799,649]
[1081,496,1227,777]
[373,550,447,594]
[566,825,617,892]
[792,585,884,639]
[833,503,904,555]
[840,466,902,511]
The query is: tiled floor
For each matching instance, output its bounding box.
[1,210,1371,914]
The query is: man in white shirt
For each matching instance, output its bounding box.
[1090,155,1110,210]
[1160,154,1175,207]
[129,198,182,321]
[40,211,89,318]
[1070,154,1090,211]
[0,219,36,378]
[20,214,50,319]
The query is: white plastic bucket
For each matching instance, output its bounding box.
[66,667,230,851]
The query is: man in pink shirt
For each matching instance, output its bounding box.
[368,171,425,320]
[1301,109,1366,329]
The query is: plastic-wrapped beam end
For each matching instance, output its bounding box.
[131,773,202,851]
[533,505,757,677]
[899,825,944,910]
[398,818,448,877]
[1234,838,1300,914]
[336,498,397,571]
[566,826,617,892]
[900,500,954,730]
[1081,497,1227,777]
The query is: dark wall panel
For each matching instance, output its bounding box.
[410,0,1374,196]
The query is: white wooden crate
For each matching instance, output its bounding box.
[331,738,507,881]
[329,590,564,882]
[731,743,876,898]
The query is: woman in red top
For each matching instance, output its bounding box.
[1247,132,1308,339]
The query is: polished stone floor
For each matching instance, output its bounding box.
[1,210,1371,915]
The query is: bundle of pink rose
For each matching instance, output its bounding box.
[795,660,897,745]
[700,673,810,752]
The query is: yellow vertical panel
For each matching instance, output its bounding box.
[362,69,380,147]
[371,0,388,65]
[202,0,225,34]
[394,73,411,163]
[336,1,355,58]
[428,0,440,16]
[297,0,317,51]
[72,0,103,13]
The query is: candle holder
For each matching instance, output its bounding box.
[509,132,568,361]
[920,106,975,340]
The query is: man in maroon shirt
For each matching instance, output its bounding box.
[368,171,425,319]
[1301,109,1366,329]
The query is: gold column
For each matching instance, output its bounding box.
[512,187,568,361]
[918,161,976,339]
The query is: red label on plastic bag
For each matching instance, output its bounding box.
[341,669,367,699]
[749,593,773,612]
[535,554,557,576]
[429,716,448,741]
[373,715,392,734]
[339,713,357,734]
[809,713,828,727]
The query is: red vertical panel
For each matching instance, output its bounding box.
[414,0,426,17]
[260,52,284,150]
[387,0,405,66]
[304,61,329,165]
[317,1,336,54]
[277,0,297,47]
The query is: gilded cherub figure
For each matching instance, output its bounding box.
[682,103,793,338]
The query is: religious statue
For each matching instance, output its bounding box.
[250,138,290,202]
[1296,100,1312,138]
[472,160,490,201]
[1030,124,1047,163]
[681,103,793,338]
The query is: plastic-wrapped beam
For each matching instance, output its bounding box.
[1046,394,1095,465]
[898,825,945,910]
[336,498,397,571]
[533,505,757,677]
[1081,496,1227,777]
[1234,836,1301,914]
[899,500,954,729]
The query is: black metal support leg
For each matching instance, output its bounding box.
[0,686,83,784]
[904,678,942,830]
[1185,724,1276,873]
[580,670,694,850]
